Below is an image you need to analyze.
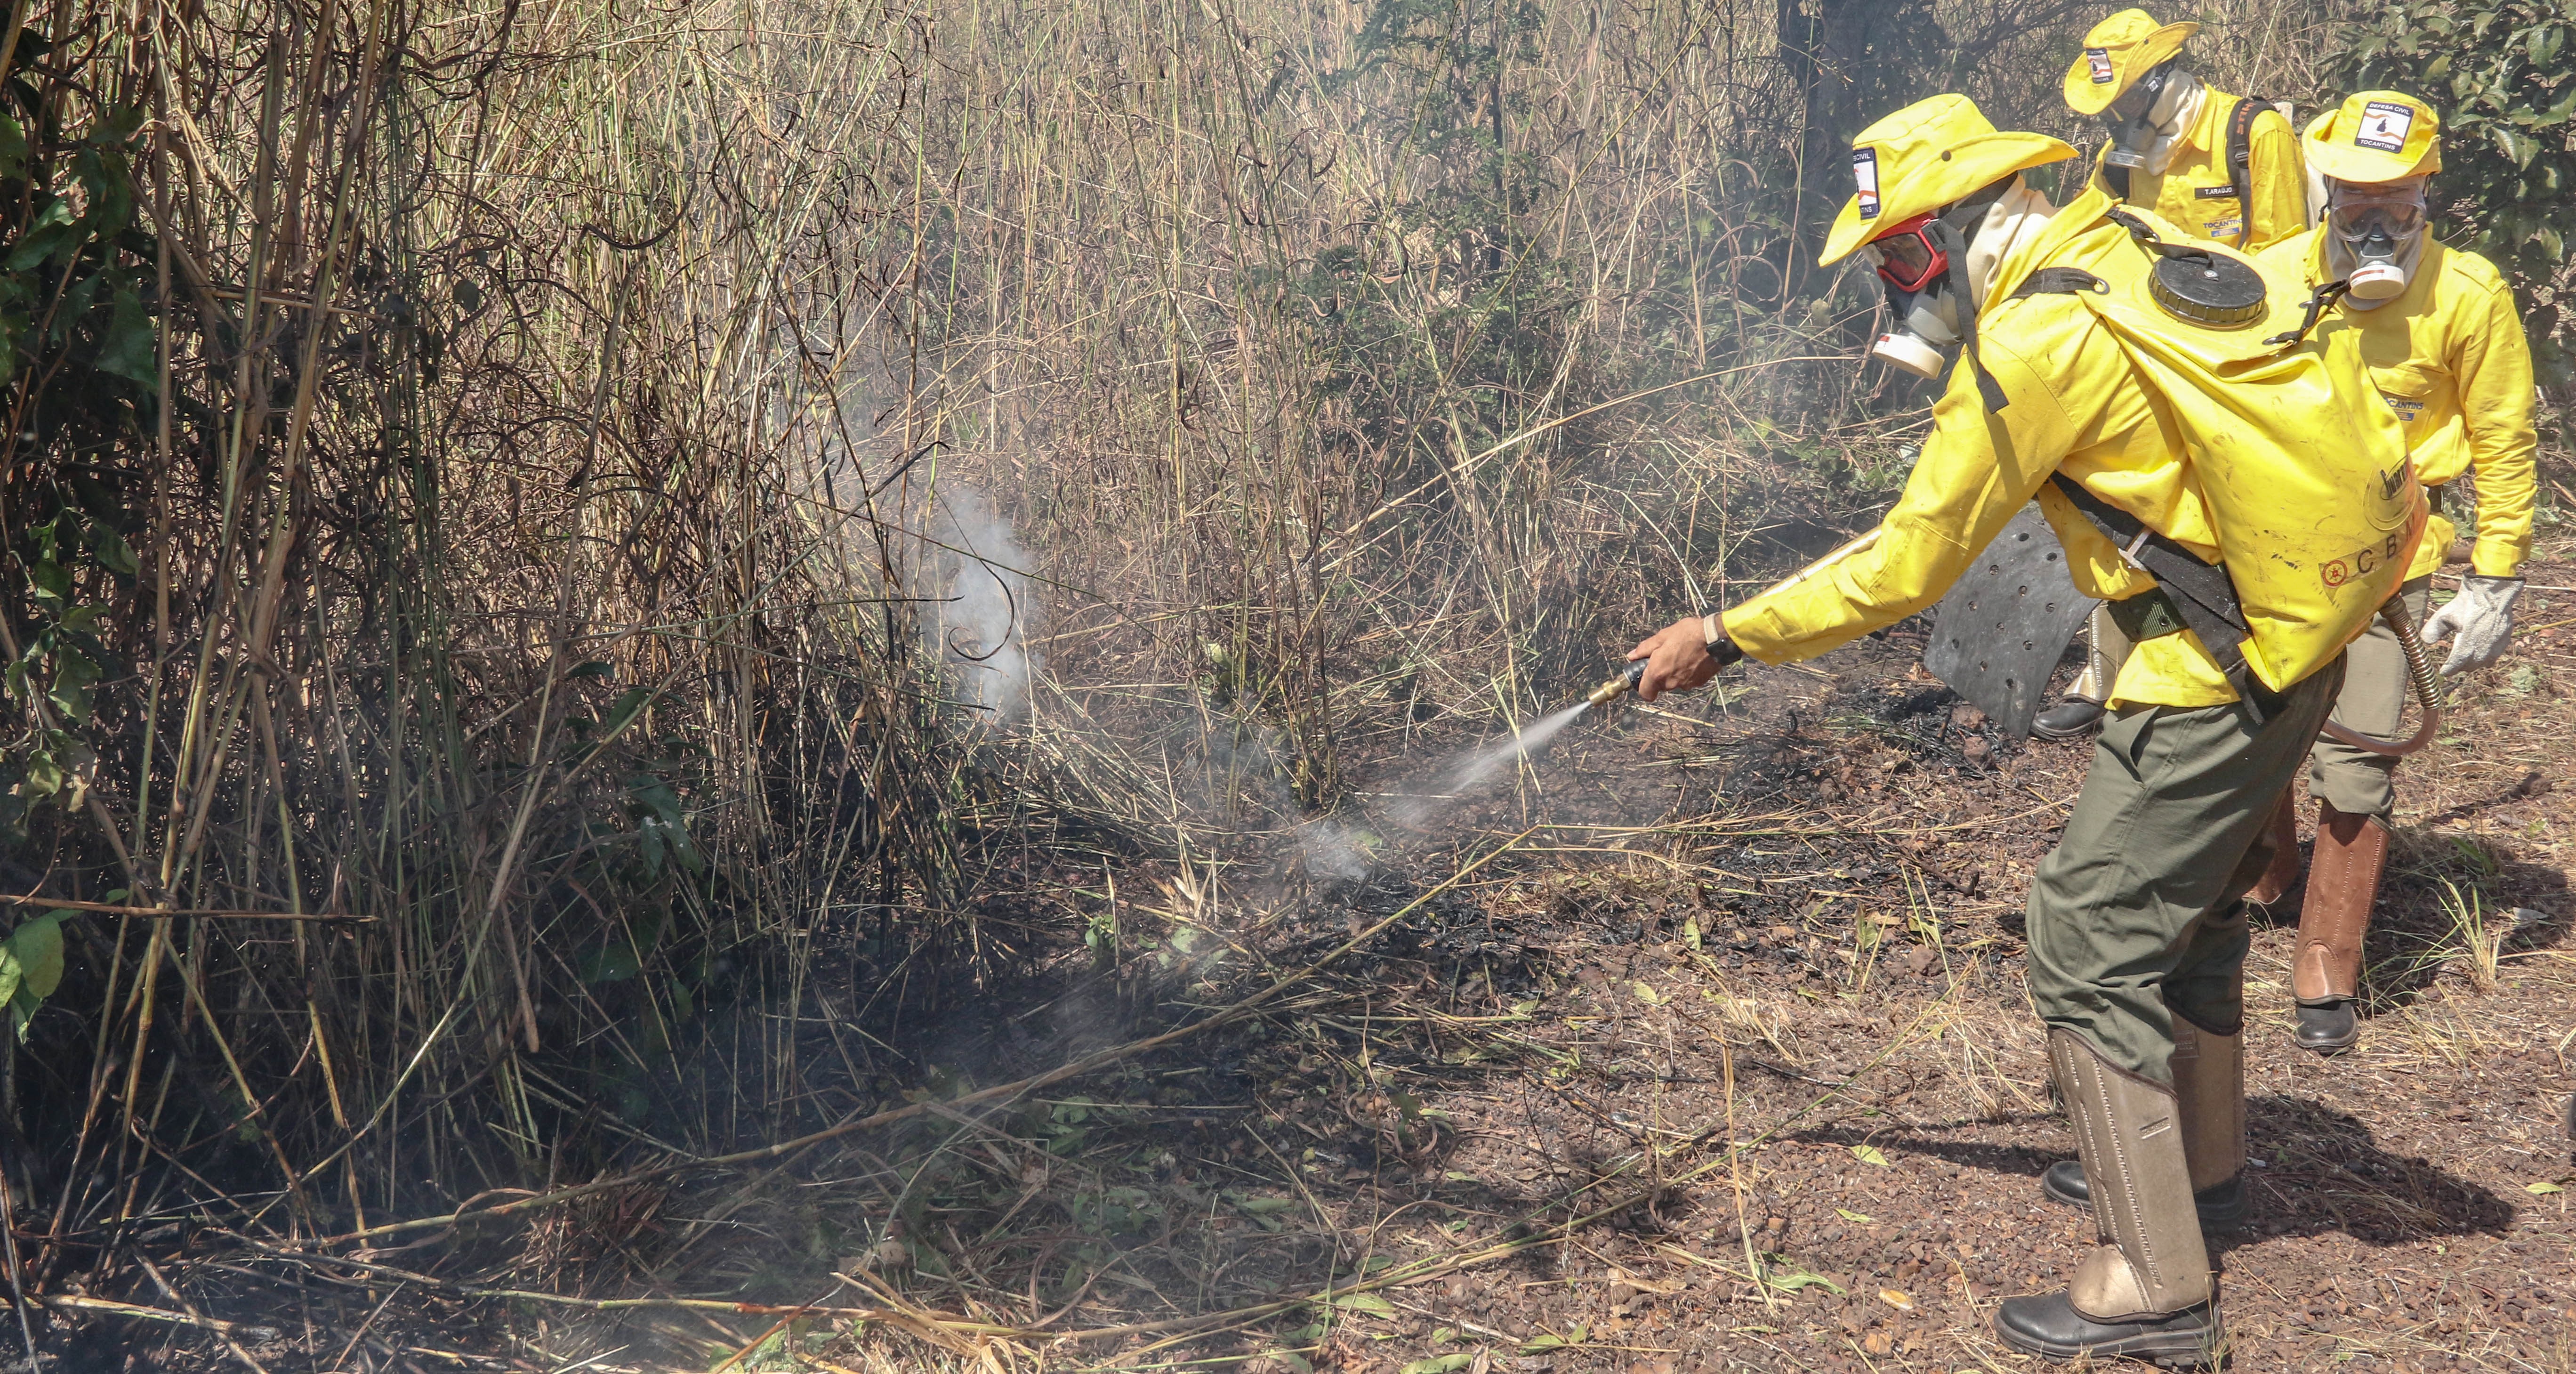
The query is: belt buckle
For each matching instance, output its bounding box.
[2118,527,2153,573]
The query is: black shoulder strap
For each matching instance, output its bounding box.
[2045,473,2274,720]
[2008,267,2109,301]
[2225,97,2270,248]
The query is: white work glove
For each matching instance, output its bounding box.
[2418,575,2524,676]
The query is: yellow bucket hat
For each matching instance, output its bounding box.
[1820,95,2077,266]
[2062,9,2201,116]
[2302,91,2443,183]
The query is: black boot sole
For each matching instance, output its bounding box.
[1996,1294,2222,1367]
[2041,1161,2246,1229]
[2294,1001,2358,1054]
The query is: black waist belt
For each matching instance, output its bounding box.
[2049,473,2281,723]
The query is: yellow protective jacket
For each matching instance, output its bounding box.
[2090,87,2305,251]
[2256,228,2538,580]
[1723,191,2420,709]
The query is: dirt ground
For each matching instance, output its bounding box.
[999,548,2576,1374]
[70,548,2575,1372]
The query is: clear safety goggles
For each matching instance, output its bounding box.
[2105,60,2180,125]
[2326,178,2428,239]
[1860,212,1948,293]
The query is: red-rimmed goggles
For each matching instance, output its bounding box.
[1862,212,1948,293]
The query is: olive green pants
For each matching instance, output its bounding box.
[2307,577,2432,820]
[2024,658,2346,1084]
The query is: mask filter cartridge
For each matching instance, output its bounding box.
[2346,257,2408,301]
[1870,330,1948,379]
[1870,283,1960,379]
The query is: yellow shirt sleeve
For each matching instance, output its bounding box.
[2241,108,2308,252]
[2452,271,2539,579]
[1720,314,2096,663]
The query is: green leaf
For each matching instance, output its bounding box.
[602,685,653,735]
[93,286,157,384]
[1850,1143,1892,1167]
[0,112,24,180]
[28,558,71,606]
[88,524,139,577]
[1400,1356,1476,1374]
[48,644,101,722]
[18,751,63,800]
[1235,1196,1297,1215]
[582,940,643,985]
[9,915,64,1001]
[1761,1263,1845,1294]
[1332,1293,1396,1317]
[1519,1323,1588,1353]
[4,198,76,271]
[2527,1180,2565,1195]
[1835,1207,1875,1223]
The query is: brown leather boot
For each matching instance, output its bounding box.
[2291,802,2388,1053]
[2243,791,2302,908]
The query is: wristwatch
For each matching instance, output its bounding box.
[1700,613,1745,668]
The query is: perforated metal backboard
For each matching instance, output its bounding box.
[1924,506,2095,743]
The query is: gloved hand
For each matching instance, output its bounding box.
[2418,575,2524,676]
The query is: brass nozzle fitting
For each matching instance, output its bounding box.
[1586,662,1647,707]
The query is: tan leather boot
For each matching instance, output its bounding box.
[2171,1020,2245,1203]
[2291,801,2387,1053]
[1996,1031,2219,1364]
[2243,791,2302,908]
[2039,1019,2247,1229]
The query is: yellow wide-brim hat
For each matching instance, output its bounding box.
[2303,90,2443,183]
[1820,95,2078,267]
[2063,9,2201,116]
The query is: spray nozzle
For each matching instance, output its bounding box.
[1587,662,1648,708]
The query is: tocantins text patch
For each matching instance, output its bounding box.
[2357,100,2415,153]
[1853,147,1881,219]
[2086,48,2114,83]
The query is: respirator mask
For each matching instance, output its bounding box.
[1862,213,1964,378]
[1861,177,2023,380]
[2326,177,2428,305]
[2101,60,2200,176]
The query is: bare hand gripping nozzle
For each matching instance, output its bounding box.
[1586,662,1648,708]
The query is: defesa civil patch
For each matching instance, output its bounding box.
[1853,147,1881,218]
[2086,48,2114,83]
[2356,100,2415,153]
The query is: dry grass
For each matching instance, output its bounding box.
[0,0,2562,1367]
